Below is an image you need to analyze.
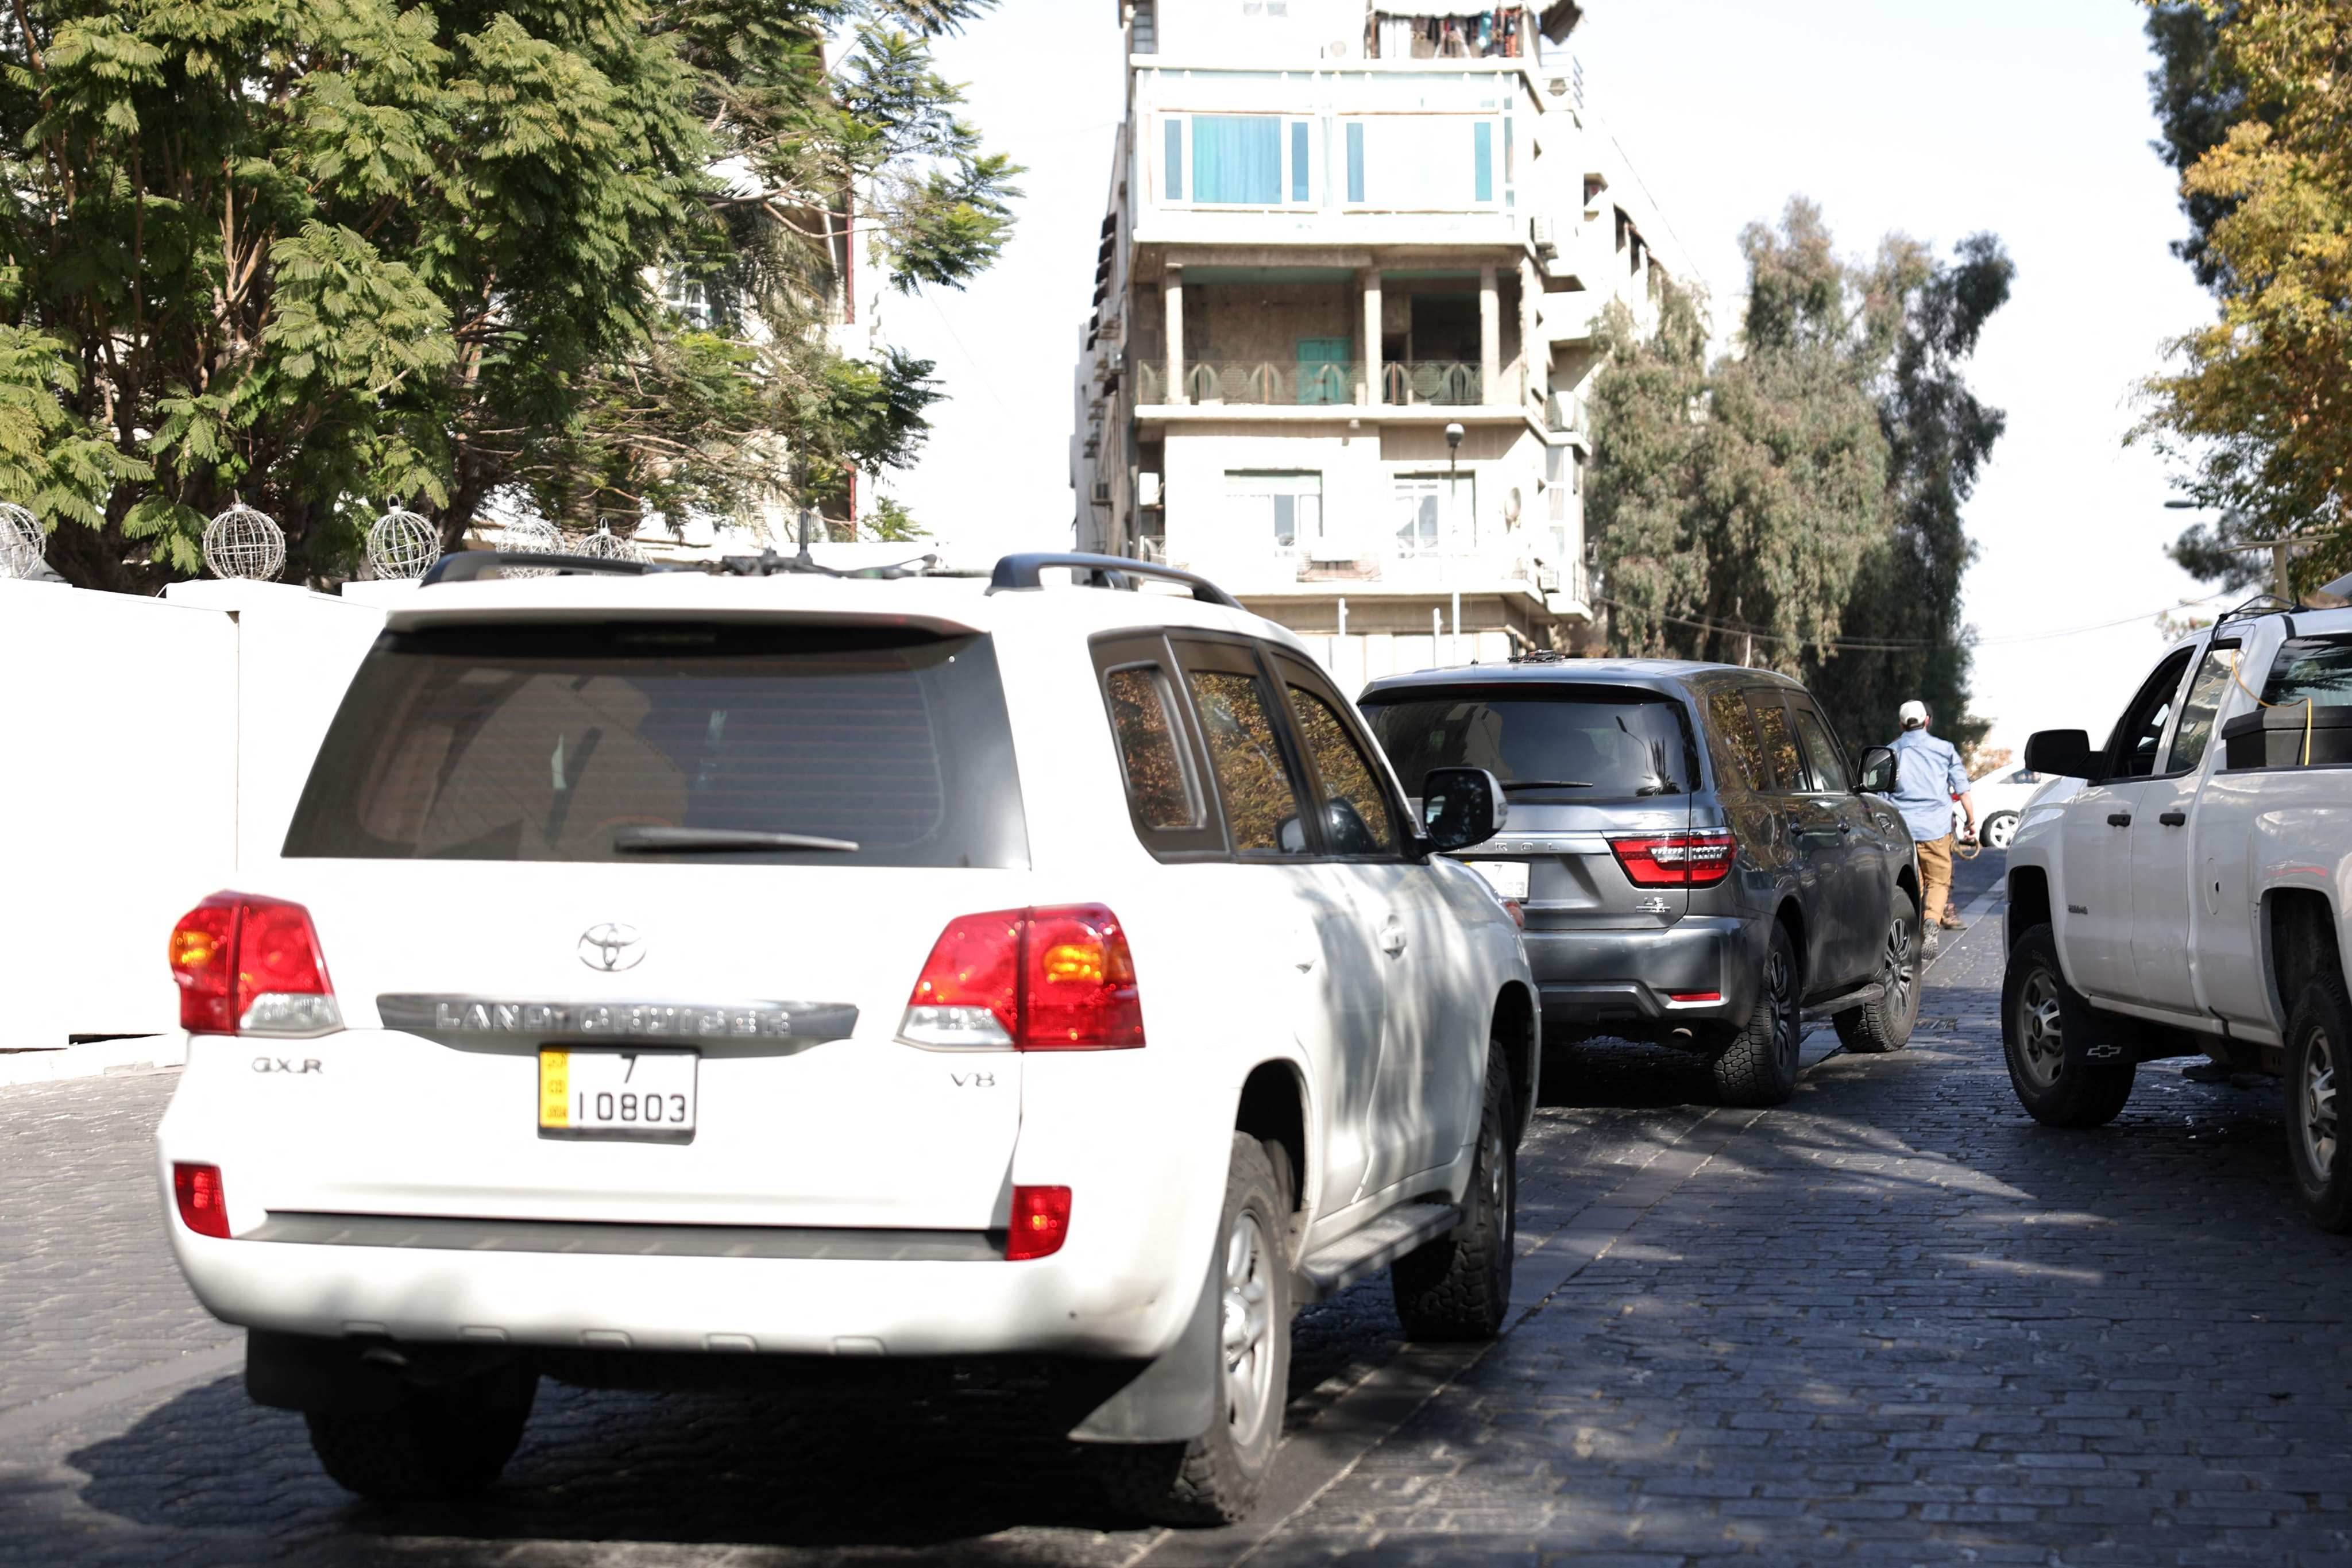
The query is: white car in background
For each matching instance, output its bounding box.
[154,550,1535,1527]
[1968,764,2077,849]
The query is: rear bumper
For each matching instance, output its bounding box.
[1523,917,1759,1031]
[161,1219,1189,1361]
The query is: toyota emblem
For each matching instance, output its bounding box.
[578,922,644,972]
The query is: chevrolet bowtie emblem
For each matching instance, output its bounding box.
[578,922,644,972]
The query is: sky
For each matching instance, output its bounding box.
[883,0,2224,760]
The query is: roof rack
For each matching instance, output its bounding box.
[420,551,671,586]
[988,551,1243,610]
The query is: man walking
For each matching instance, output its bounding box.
[1888,700,1975,951]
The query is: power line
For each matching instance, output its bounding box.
[1593,590,2237,654]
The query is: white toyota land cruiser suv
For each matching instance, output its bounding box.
[2001,574,2352,1230]
[155,550,1536,1524]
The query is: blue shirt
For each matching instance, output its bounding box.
[1888,729,1970,844]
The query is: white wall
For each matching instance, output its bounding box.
[0,581,385,1051]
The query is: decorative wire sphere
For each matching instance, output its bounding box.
[496,516,563,578]
[574,527,643,563]
[364,507,442,580]
[0,503,43,580]
[202,502,286,581]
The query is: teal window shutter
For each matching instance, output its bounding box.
[1291,122,1308,202]
[1473,122,1492,203]
[1165,118,1183,201]
[1346,122,1364,203]
[1194,117,1281,203]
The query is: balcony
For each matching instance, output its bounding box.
[1135,358,1509,409]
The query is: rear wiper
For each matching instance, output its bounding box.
[613,827,861,854]
[1500,779,1593,791]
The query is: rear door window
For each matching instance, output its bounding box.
[284,623,1028,867]
[1705,687,1769,792]
[2261,634,2352,709]
[1748,694,1804,795]
[1360,685,1700,801]
[1092,632,1226,859]
[2165,638,2239,774]
[1174,640,1313,856]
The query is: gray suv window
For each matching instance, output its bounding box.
[284,623,1029,867]
[1361,687,1700,801]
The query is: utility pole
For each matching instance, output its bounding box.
[2164,499,2300,603]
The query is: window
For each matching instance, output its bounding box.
[1786,700,1849,793]
[2105,647,2195,779]
[1705,689,1768,793]
[2261,634,2352,709]
[1290,121,1308,202]
[1284,679,1400,855]
[1164,118,1183,201]
[1749,694,1803,794]
[284,625,1028,868]
[1193,116,1280,204]
[1393,474,1473,556]
[1361,686,1700,802]
[1186,667,1310,855]
[1339,116,1503,208]
[2165,639,2240,774]
[1228,471,1323,550]
[1104,666,1201,831]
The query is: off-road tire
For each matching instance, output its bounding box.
[304,1365,538,1499]
[2000,922,2135,1129]
[2285,974,2352,1233]
[1392,1042,1516,1342]
[1096,1133,1289,1527]
[1835,891,1922,1055]
[1710,922,1802,1107]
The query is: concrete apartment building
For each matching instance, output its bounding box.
[1069,0,1677,686]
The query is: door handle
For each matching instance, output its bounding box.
[1378,918,1408,957]
[2158,810,2187,827]
[2106,812,2133,827]
[1838,821,1853,836]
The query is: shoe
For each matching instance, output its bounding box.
[1938,917,1966,931]
[1923,931,1941,957]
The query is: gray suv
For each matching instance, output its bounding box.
[1360,660,1924,1106]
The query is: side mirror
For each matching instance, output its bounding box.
[1854,745,1897,794]
[1420,767,1506,853]
[2023,728,2098,781]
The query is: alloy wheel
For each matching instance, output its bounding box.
[1986,814,2017,850]
[1220,1210,1276,1448]
[2300,1025,2339,1181]
[1880,916,1916,1021]
[2014,965,2065,1091]
[1766,947,1798,1068]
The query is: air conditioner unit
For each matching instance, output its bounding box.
[1102,345,1127,378]
[1529,217,1557,256]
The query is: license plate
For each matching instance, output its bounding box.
[539,1048,697,1138]
[1463,859,1531,900]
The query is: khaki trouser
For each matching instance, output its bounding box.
[1917,834,1955,928]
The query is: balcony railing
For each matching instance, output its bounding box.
[1135,360,1508,407]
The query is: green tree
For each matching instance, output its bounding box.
[0,0,1015,589]
[1589,199,2012,752]
[2135,0,2351,593]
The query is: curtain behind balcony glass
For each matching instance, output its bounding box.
[1194,117,1282,204]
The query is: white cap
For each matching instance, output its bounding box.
[1899,700,1929,728]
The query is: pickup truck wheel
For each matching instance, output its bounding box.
[2285,975,2352,1233]
[1709,922,1802,1107]
[304,1364,536,1499]
[1982,812,2019,851]
[2000,923,2134,1128]
[1392,1043,1516,1342]
[1835,893,1921,1055]
[1096,1133,1289,1527]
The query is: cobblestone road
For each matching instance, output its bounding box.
[7,853,2352,1565]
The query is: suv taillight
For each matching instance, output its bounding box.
[1609,830,1737,889]
[168,893,342,1036]
[899,905,1144,1050]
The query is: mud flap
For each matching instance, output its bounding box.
[2059,986,2133,1071]
[1067,1248,1220,1444]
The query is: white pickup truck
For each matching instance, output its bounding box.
[2000,578,2352,1229]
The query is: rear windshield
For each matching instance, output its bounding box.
[1361,686,1701,800]
[283,623,1028,867]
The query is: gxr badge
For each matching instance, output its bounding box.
[578,922,645,972]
